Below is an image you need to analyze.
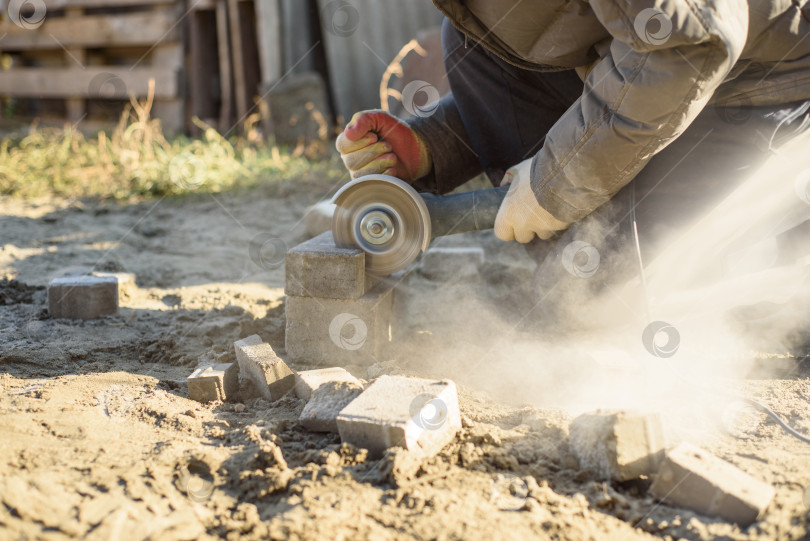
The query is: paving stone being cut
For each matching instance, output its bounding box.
[48,275,118,319]
[285,282,393,367]
[187,363,239,403]
[569,411,665,481]
[299,381,364,433]
[650,442,775,526]
[295,367,363,401]
[285,232,368,300]
[336,376,461,458]
[420,246,485,280]
[233,335,295,401]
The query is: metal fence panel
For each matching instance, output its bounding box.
[316,0,442,123]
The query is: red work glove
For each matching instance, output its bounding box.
[336,109,432,182]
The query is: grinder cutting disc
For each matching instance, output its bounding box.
[332,175,431,276]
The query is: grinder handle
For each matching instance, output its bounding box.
[421,185,511,240]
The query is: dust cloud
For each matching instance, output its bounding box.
[401,134,810,440]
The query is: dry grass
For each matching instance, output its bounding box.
[0,91,344,200]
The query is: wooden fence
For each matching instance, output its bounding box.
[0,0,187,132]
[0,0,442,138]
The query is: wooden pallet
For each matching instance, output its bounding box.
[0,0,186,133]
[187,0,263,135]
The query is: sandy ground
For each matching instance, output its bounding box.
[1,184,809,541]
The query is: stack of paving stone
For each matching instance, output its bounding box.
[284,232,395,366]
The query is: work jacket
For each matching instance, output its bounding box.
[432,0,810,223]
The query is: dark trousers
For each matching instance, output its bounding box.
[441,19,810,321]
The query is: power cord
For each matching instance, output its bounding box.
[744,398,810,443]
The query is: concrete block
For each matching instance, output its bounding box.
[650,442,774,526]
[233,335,295,401]
[304,200,336,238]
[420,246,485,280]
[295,367,363,401]
[48,275,118,319]
[569,411,665,481]
[57,268,135,296]
[285,282,393,367]
[234,334,263,349]
[285,232,367,300]
[336,375,462,458]
[187,363,239,403]
[299,381,363,433]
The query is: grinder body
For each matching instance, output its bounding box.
[332,174,509,276]
[423,185,510,240]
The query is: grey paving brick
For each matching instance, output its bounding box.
[650,442,774,526]
[569,411,665,481]
[234,335,295,401]
[295,367,363,401]
[285,232,367,299]
[336,375,461,458]
[299,380,364,433]
[187,362,239,403]
[285,282,393,367]
[47,275,118,319]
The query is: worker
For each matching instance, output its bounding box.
[336,1,810,314]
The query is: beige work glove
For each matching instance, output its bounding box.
[336,109,432,182]
[494,158,570,243]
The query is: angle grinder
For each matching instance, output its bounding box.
[332,174,510,276]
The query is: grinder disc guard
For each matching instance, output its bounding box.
[332,175,431,276]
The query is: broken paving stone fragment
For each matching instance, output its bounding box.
[187,363,239,403]
[569,411,665,481]
[47,275,118,319]
[649,442,775,526]
[336,375,461,458]
[299,381,364,433]
[233,335,295,401]
[295,367,363,401]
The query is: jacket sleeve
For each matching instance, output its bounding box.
[408,92,484,194]
[533,0,749,224]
